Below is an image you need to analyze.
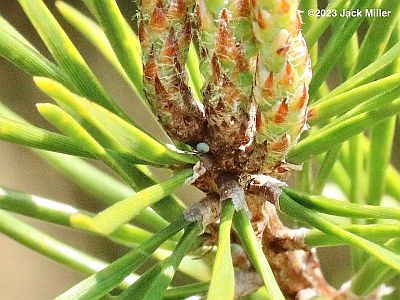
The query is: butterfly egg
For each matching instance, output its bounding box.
[196,142,210,153]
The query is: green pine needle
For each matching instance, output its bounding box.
[280,193,400,274]
[56,217,190,300]
[71,169,193,235]
[207,200,235,300]
[233,210,284,300]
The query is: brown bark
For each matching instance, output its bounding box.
[260,200,337,299]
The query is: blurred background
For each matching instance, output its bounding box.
[0,1,398,299]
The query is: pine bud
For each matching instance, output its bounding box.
[139,0,206,145]
[247,0,311,175]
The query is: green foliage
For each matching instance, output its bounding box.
[233,210,284,300]
[208,200,235,300]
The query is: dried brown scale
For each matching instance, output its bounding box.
[191,151,247,194]
[231,244,252,270]
[234,271,263,298]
